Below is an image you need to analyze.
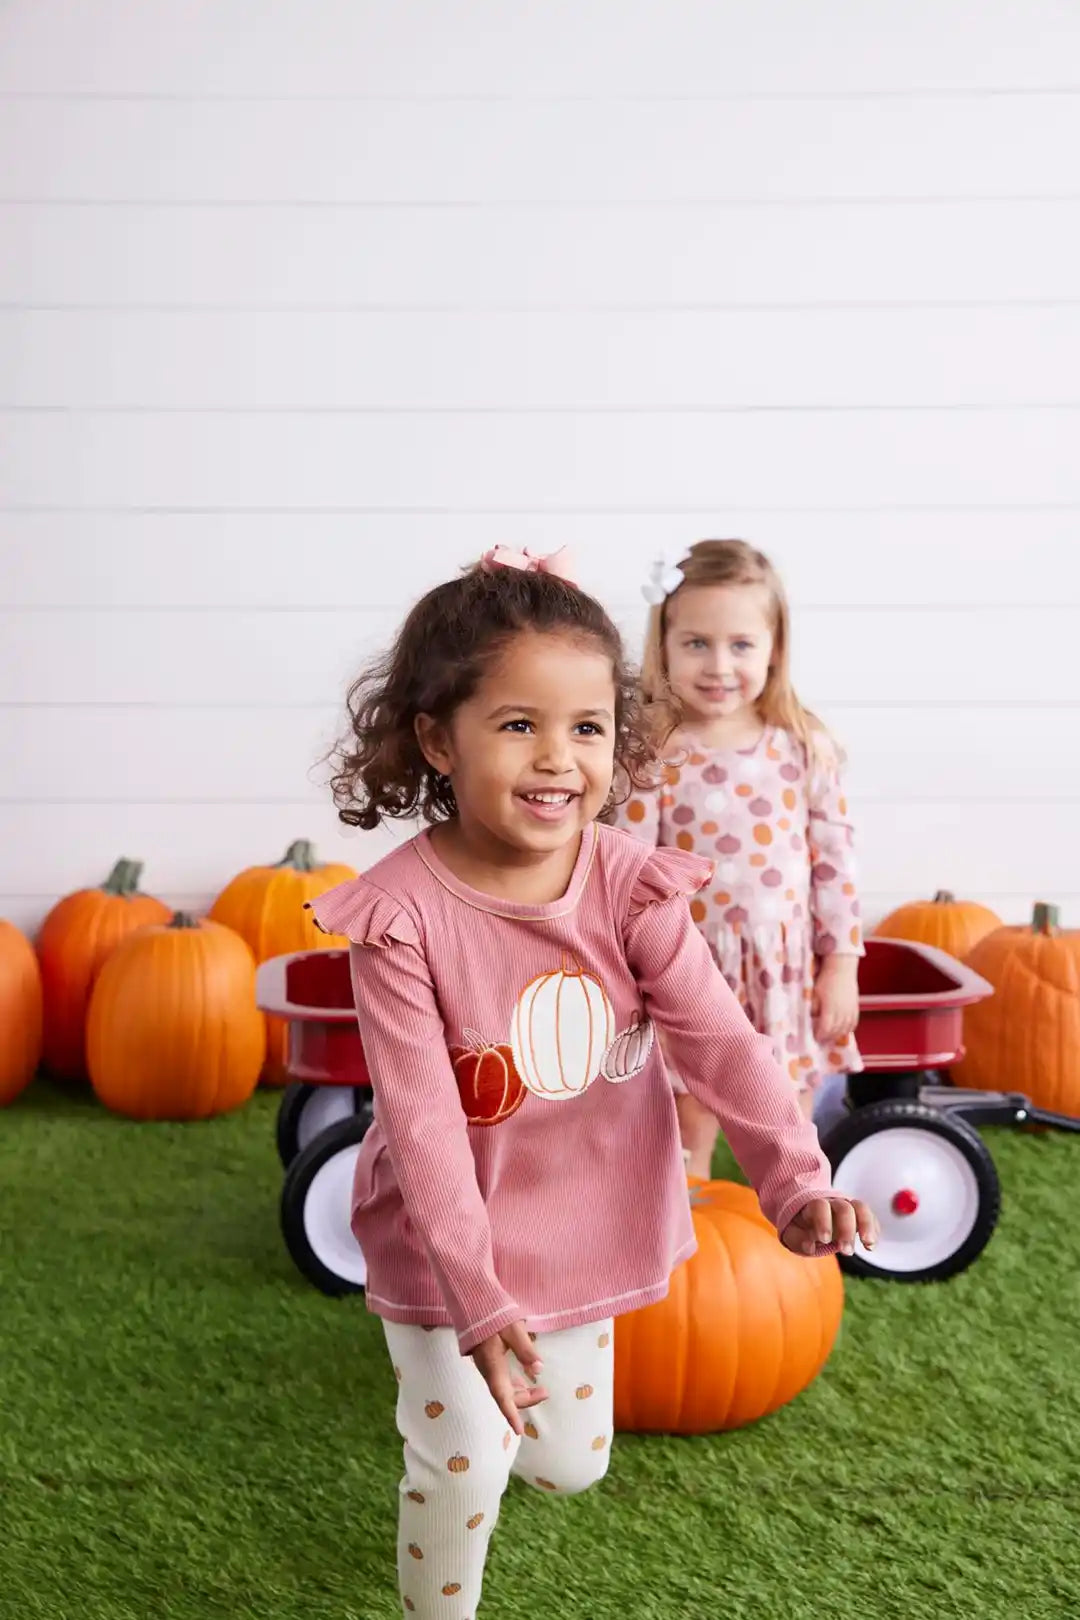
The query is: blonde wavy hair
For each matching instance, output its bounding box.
[640,539,836,764]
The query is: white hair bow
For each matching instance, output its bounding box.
[642,548,693,607]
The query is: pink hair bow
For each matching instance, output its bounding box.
[479,545,577,585]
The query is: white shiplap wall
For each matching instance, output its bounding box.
[2,0,1079,933]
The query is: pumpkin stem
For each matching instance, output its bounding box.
[168,911,200,930]
[932,890,956,905]
[101,857,145,897]
[276,839,318,873]
[1032,901,1060,935]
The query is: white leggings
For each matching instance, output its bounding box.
[384,1317,615,1618]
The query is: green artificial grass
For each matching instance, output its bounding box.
[2,1083,1079,1620]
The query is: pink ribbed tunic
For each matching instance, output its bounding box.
[309,822,836,1355]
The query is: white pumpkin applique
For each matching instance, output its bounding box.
[600,1013,655,1084]
[510,958,615,1101]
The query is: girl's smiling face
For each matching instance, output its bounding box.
[416,629,617,861]
[664,583,775,728]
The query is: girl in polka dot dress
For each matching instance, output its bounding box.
[613,539,864,1175]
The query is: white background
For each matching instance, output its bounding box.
[2,0,1079,931]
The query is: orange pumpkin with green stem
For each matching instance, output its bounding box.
[614,1180,843,1434]
[875,890,1001,960]
[208,839,357,1084]
[87,912,264,1120]
[36,858,170,1080]
[952,902,1080,1116]
[0,919,44,1106]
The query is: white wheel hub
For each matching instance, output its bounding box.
[834,1125,981,1273]
[297,1087,357,1154]
[302,1145,368,1287]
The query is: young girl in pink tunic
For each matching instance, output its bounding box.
[309,547,876,1620]
[612,539,865,1176]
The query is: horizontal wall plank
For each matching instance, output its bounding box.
[3,703,1075,805]
[3,607,1079,706]
[3,409,1079,508]
[4,95,1080,204]
[0,801,1075,915]
[0,1,1076,96]
[3,200,1078,309]
[3,513,1078,610]
[6,307,1080,409]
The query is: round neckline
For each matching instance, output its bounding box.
[679,724,770,759]
[413,821,599,920]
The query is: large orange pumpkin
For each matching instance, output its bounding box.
[208,839,357,1085]
[87,913,264,1120]
[874,889,1002,960]
[36,858,171,1081]
[0,919,44,1106]
[614,1180,844,1434]
[952,902,1080,1117]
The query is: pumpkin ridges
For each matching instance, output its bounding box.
[37,861,170,1081]
[614,1181,843,1435]
[0,919,44,1106]
[874,892,1001,960]
[87,915,263,1120]
[953,907,1080,1114]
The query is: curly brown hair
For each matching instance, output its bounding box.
[330,564,659,830]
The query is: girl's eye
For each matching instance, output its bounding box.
[686,638,708,651]
[575,722,605,737]
[732,640,754,653]
[502,718,533,733]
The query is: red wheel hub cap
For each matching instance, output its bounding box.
[892,1187,919,1217]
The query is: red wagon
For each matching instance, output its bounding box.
[257,935,1078,1296]
[822,936,1080,1282]
[256,949,373,1296]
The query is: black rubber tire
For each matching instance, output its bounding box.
[280,1111,374,1296]
[275,1081,369,1168]
[822,1098,1001,1282]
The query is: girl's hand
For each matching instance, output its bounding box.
[471,1322,550,1434]
[812,954,860,1046]
[782,1196,879,1258]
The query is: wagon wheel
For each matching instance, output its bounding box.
[276,1082,373,1168]
[822,1099,1001,1282]
[280,1113,373,1296]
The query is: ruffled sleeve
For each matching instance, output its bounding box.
[307,875,520,1354]
[628,845,714,918]
[304,878,420,949]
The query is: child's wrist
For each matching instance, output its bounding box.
[816,952,859,977]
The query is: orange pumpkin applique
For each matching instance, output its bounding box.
[449,1029,526,1127]
[467,1512,485,1531]
[425,1401,445,1420]
[447,1454,470,1474]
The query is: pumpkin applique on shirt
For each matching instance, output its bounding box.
[451,959,655,1121]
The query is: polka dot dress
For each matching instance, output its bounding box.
[616,726,864,1092]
